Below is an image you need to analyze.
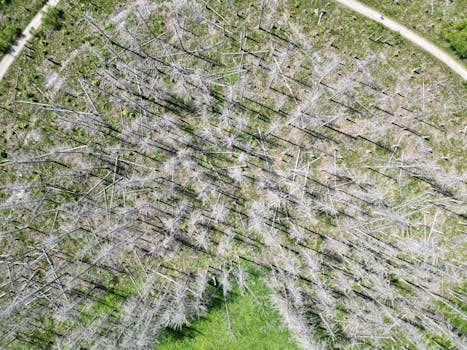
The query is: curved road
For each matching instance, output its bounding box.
[0,0,466,81]
[336,0,467,80]
[0,0,59,81]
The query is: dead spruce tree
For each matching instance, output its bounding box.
[0,0,465,349]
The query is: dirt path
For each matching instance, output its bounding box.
[336,0,467,80]
[0,0,59,81]
[1,0,465,82]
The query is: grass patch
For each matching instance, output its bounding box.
[156,275,299,350]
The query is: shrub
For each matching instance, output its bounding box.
[442,20,467,59]
[0,25,21,53]
[42,7,65,31]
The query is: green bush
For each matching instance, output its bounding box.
[442,20,467,59]
[42,7,65,31]
[0,25,21,53]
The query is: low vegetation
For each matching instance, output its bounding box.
[157,271,299,350]
[442,20,467,59]
[0,0,47,54]
[41,7,65,33]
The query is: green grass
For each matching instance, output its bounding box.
[156,276,299,350]
[442,20,467,59]
[437,284,467,338]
